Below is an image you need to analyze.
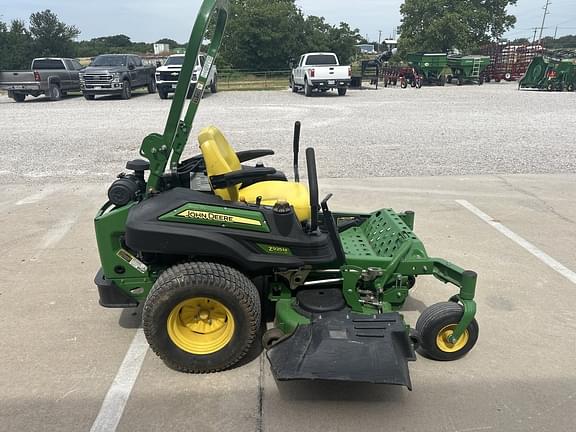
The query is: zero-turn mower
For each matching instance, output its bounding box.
[94,0,479,389]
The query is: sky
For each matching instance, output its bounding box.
[0,0,575,43]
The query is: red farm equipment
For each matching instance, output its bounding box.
[481,43,544,82]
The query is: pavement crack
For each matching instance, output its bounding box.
[256,352,265,432]
[495,175,576,225]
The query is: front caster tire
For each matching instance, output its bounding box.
[415,302,478,361]
[143,262,261,373]
[262,328,285,349]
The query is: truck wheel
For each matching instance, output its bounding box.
[147,77,157,94]
[337,87,347,96]
[158,89,168,99]
[84,94,95,101]
[143,262,261,373]
[210,75,218,93]
[48,83,62,101]
[13,93,26,103]
[121,80,132,99]
[304,79,312,97]
[290,76,298,93]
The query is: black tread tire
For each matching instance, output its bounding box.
[121,80,132,99]
[210,75,218,93]
[158,89,168,99]
[143,261,261,373]
[147,77,157,93]
[84,94,95,100]
[400,80,407,89]
[304,78,312,96]
[291,76,298,92]
[48,83,62,101]
[337,87,347,96]
[416,302,479,361]
[567,83,575,92]
[13,93,26,102]
[262,328,285,350]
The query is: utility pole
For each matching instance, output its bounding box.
[378,30,382,45]
[538,0,551,43]
[553,25,558,40]
[532,27,538,44]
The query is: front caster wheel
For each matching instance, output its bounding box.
[415,302,478,361]
[143,262,261,373]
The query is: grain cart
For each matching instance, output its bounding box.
[520,56,575,91]
[94,0,480,389]
[447,55,491,85]
[407,52,449,86]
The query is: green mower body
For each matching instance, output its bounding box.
[94,0,479,389]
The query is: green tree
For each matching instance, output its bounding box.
[0,19,34,69]
[29,9,80,57]
[221,0,306,70]
[398,0,517,54]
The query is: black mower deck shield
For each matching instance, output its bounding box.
[267,310,416,388]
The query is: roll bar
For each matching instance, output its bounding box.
[139,0,230,193]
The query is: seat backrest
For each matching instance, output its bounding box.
[198,126,241,201]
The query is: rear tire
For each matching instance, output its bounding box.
[13,93,26,103]
[416,302,479,361]
[121,80,132,99]
[304,78,312,97]
[158,89,168,99]
[48,83,62,101]
[143,262,261,373]
[337,87,347,96]
[210,75,218,93]
[84,94,95,100]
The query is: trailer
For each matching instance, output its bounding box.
[481,43,544,82]
[406,53,449,86]
[446,55,491,85]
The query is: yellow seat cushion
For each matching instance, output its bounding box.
[239,181,311,222]
[198,126,311,222]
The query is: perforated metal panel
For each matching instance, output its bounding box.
[340,209,417,258]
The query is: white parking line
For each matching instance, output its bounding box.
[16,186,61,206]
[90,329,149,432]
[456,199,576,284]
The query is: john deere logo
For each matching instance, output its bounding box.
[177,209,261,226]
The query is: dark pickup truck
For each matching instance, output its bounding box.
[80,54,156,100]
[0,58,83,102]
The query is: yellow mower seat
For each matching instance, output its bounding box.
[198,126,311,221]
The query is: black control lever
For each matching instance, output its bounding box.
[293,121,301,182]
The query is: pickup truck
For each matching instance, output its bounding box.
[291,52,351,96]
[80,54,156,100]
[155,53,217,99]
[0,57,83,102]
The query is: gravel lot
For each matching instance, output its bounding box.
[1,83,575,183]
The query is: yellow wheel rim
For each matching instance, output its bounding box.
[167,297,235,355]
[436,325,470,353]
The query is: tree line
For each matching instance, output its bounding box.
[0,1,362,71]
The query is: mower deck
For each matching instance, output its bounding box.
[267,309,416,388]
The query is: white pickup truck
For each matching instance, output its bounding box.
[155,53,217,99]
[290,52,351,96]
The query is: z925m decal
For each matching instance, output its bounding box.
[159,203,270,232]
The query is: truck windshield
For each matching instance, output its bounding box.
[32,59,65,70]
[165,56,185,66]
[92,56,127,67]
[305,55,338,66]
